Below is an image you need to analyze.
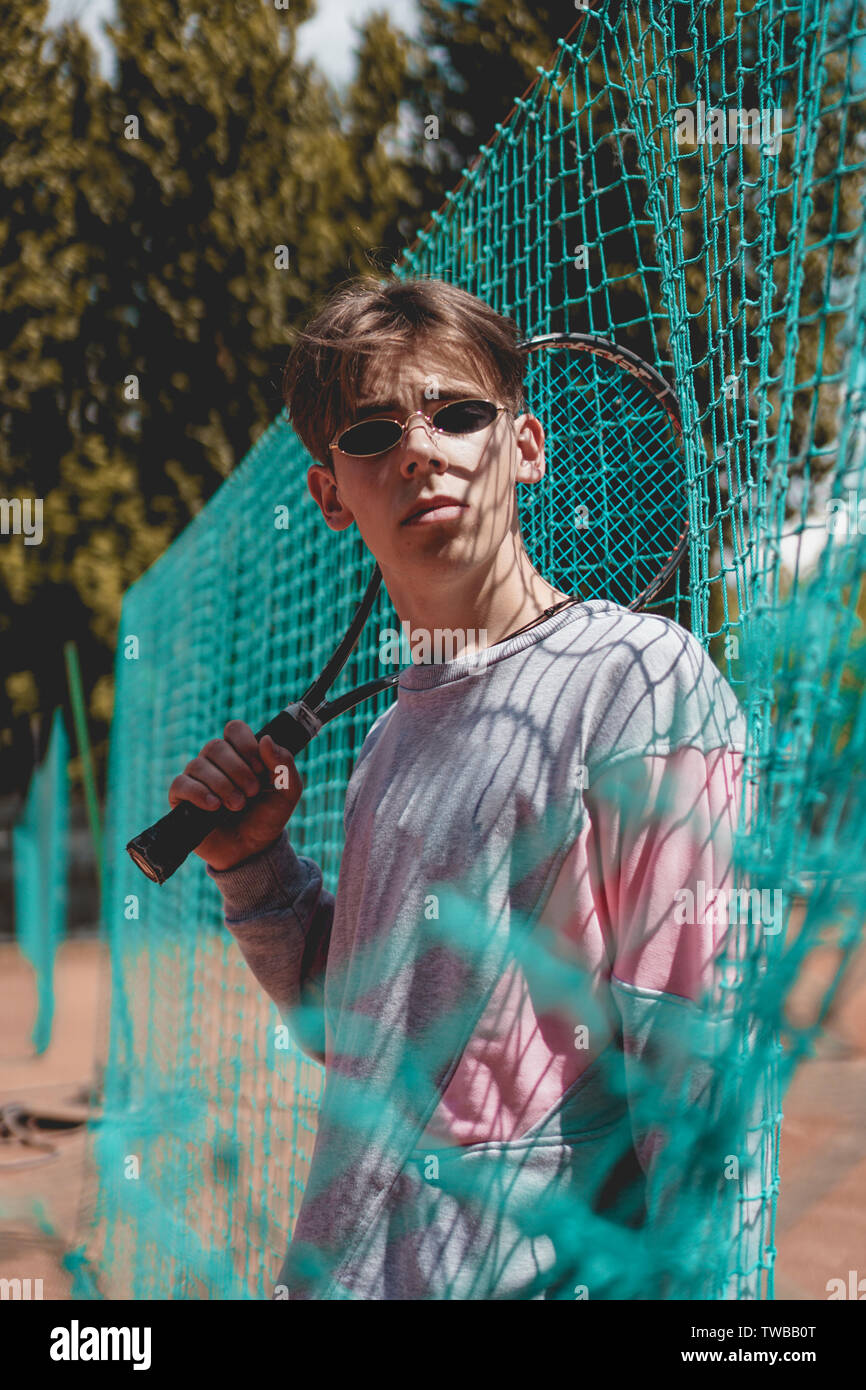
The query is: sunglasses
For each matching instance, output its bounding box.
[329,398,511,458]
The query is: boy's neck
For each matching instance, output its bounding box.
[380,541,574,653]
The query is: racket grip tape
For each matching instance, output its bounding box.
[125,703,318,886]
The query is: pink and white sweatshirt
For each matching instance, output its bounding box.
[207,599,759,1300]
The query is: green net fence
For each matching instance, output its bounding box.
[12,708,70,1055]
[76,0,866,1299]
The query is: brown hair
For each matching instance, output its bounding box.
[281,276,527,468]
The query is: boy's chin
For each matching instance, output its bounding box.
[391,537,481,569]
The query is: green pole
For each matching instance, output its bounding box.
[63,641,104,879]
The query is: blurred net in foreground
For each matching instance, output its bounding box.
[75,0,865,1299]
[12,708,70,1054]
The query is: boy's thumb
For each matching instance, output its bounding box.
[260,734,284,764]
[260,736,301,794]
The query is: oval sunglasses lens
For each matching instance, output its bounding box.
[338,419,403,455]
[337,400,499,455]
[433,399,499,433]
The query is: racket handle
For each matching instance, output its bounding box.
[125,703,320,886]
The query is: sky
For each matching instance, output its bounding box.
[45,0,420,87]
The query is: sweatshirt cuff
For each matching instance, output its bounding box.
[205,829,314,920]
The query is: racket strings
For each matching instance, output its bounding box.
[521,339,686,608]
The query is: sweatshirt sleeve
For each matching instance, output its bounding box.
[206,829,334,1065]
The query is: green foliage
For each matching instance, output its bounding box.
[0,3,121,786]
[0,0,416,795]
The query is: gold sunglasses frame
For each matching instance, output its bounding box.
[328,399,512,458]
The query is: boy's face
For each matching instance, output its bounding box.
[306,339,546,590]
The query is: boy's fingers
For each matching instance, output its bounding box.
[169,773,221,811]
[224,720,264,774]
[258,736,300,792]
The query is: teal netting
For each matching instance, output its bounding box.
[79,0,866,1299]
[12,708,70,1054]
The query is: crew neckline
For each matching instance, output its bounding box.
[397,597,617,690]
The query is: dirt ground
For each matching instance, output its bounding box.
[1,935,864,1301]
[0,939,108,1299]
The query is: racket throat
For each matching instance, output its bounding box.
[285,700,323,739]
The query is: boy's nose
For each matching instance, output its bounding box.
[403,413,437,443]
[400,417,445,471]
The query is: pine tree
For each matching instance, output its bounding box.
[0,2,120,792]
[0,0,417,794]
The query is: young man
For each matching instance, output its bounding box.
[169,277,749,1300]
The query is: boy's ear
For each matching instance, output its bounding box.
[513,412,546,486]
[307,462,356,532]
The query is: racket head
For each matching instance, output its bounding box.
[516,332,688,611]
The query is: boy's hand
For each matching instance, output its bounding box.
[168,721,302,871]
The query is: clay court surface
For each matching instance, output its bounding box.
[2,935,865,1300]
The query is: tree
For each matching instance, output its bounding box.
[0,3,120,793]
[0,0,416,796]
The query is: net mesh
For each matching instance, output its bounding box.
[75,0,866,1299]
[12,708,70,1055]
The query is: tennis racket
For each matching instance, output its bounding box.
[127,331,686,885]
[126,563,397,884]
[517,331,686,611]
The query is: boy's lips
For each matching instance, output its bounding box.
[400,495,469,525]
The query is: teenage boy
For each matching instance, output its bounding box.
[168,277,749,1300]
